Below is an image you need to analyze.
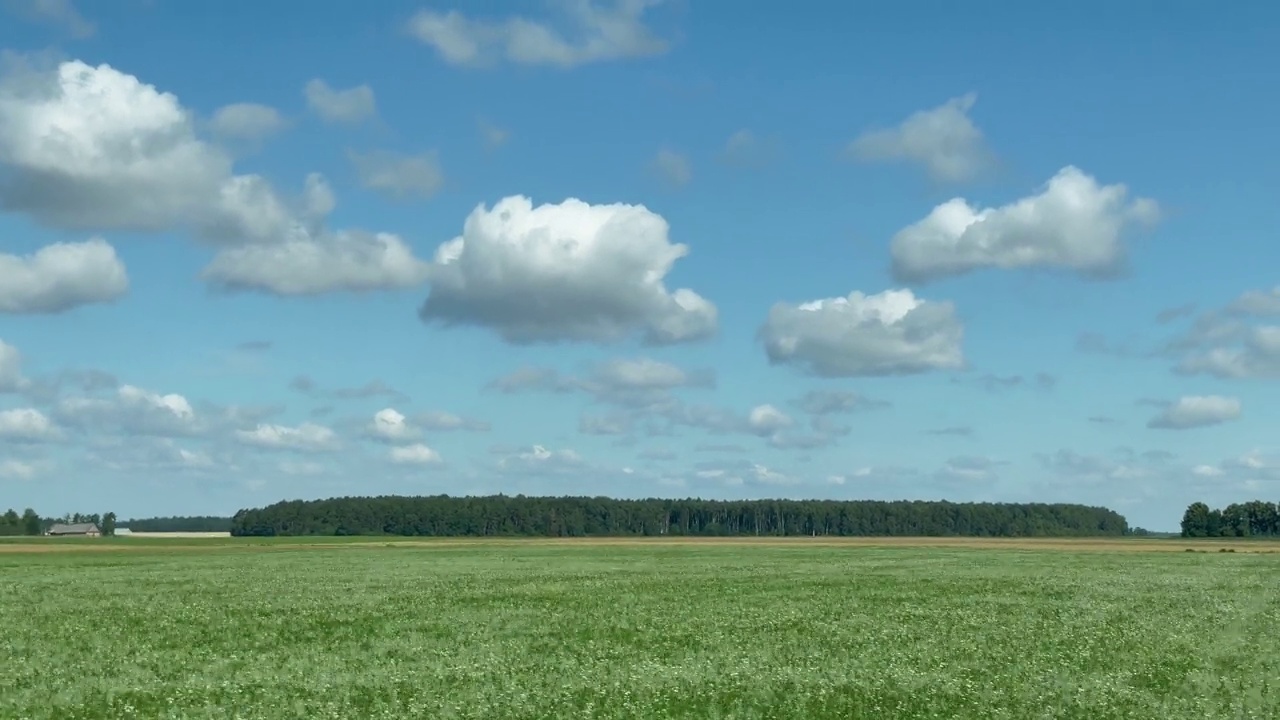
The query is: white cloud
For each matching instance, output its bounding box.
[651,149,691,187]
[8,0,94,37]
[0,339,28,392]
[848,93,990,183]
[1191,464,1224,478]
[303,79,376,124]
[348,149,444,200]
[0,459,37,480]
[0,238,128,313]
[497,444,583,471]
[890,166,1159,283]
[1147,395,1241,430]
[209,103,287,140]
[0,59,234,233]
[1173,292,1280,379]
[235,422,337,451]
[760,288,964,377]
[201,229,431,295]
[54,384,199,437]
[407,2,667,69]
[693,460,798,488]
[420,195,717,344]
[0,407,60,441]
[746,404,792,435]
[390,443,443,465]
[369,408,416,441]
[0,60,430,296]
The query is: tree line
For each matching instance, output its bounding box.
[0,509,117,536]
[1181,501,1280,537]
[122,516,232,532]
[231,495,1131,537]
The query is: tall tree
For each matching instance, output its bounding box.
[1181,502,1211,537]
[21,508,41,536]
[101,512,117,537]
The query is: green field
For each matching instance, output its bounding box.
[3,539,1278,719]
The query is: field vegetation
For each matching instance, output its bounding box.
[3,539,1278,719]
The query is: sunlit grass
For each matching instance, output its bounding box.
[2,544,1277,719]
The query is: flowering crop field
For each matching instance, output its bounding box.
[2,540,1278,719]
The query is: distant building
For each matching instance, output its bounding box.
[46,523,101,537]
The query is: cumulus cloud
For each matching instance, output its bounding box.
[390,443,442,465]
[348,149,444,201]
[651,149,691,187]
[496,444,584,473]
[55,384,200,437]
[847,94,990,183]
[890,166,1159,283]
[201,229,431,295]
[303,79,376,124]
[0,238,128,313]
[0,59,431,295]
[419,195,717,344]
[692,459,798,488]
[0,407,60,441]
[208,103,287,140]
[1191,464,1224,478]
[1147,395,1241,430]
[746,404,792,436]
[760,288,964,377]
[369,408,415,442]
[1172,290,1280,379]
[406,1,668,69]
[0,59,235,232]
[236,422,338,452]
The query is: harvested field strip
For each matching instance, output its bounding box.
[2,535,1278,554]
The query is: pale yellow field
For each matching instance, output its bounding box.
[123,531,232,538]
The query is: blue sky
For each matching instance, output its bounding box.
[1,0,1279,529]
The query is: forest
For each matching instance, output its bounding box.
[230,495,1131,537]
[1180,501,1280,537]
[123,516,232,532]
[0,509,117,535]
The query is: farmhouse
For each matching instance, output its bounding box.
[46,523,101,537]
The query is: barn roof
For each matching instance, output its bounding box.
[47,523,99,534]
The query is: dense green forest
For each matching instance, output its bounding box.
[123,516,232,532]
[1181,501,1280,537]
[231,495,1131,537]
[0,510,116,536]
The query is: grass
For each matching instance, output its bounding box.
[2,539,1278,719]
